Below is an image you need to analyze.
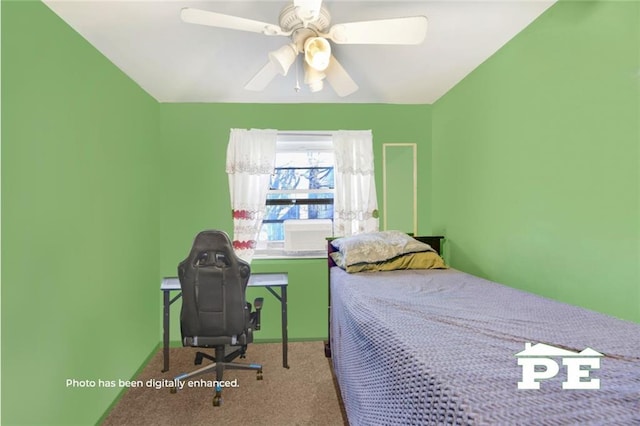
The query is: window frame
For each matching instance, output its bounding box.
[254,132,335,259]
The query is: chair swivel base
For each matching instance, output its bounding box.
[194,345,247,365]
[170,357,263,406]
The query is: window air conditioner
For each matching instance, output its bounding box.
[284,219,333,254]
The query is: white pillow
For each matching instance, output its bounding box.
[331,230,433,266]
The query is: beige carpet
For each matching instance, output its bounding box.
[102,341,348,426]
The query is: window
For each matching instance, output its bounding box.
[256,134,334,252]
[227,129,376,262]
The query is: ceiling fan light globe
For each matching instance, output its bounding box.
[304,62,325,82]
[303,61,326,93]
[304,37,331,71]
[308,80,324,92]
[268,43,298,76]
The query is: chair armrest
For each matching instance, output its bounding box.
[252,297,264,330]
[254,297,264,311]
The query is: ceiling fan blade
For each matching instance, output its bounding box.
[325,55,358,97]
[181,8,288,36]
[325,16,428,45]
[244,61,280,91]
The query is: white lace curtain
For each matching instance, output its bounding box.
[226,128,378,262]
[225,129,277,263]
[333,130,379,236]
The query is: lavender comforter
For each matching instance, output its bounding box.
[329,267,640,425]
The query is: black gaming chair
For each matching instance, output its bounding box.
[171,230,263,406]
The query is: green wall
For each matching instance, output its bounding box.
[1,2,160,424]
[432,1,639,322]
[3,0,638,424]
[158,103,433,342]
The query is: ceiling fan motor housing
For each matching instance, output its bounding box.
[281,4,331,55]
[279,4,331,35]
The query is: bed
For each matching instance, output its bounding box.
[325,231,640,425]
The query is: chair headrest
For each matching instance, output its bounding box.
[184,230,249,277]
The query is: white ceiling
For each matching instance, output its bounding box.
[43,0,556,104]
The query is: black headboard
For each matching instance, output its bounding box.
[412,236,444,256]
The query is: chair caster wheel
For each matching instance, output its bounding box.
[213,396,222,406]
[169,387,177,394]
[257,370,263,380]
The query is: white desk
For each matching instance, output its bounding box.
[160,273,289,372]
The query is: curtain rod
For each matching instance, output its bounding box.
[277,131,335,137]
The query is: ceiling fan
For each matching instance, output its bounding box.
[180,0,428,97]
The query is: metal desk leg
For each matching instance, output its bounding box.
[162,290,170,372]
[281,285,289,369]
